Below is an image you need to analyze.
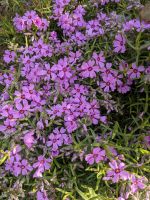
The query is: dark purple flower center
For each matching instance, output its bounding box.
[47,70,51,74]
[8,114,13,119]
[115,169,120,173]
[21,94,25,99]
[19,110,24,114]
[88,67,92,71]
[38,45,42,49]
[29,90,33,94]
[54,110,58,114]
[133,181,138,185]
[40,160,44,164]
[53,139,57,143]
[106,69,110,74]
[106,82,110,86]
[133,69,138,73]
[120,41,124,46]
[63,67,67,72]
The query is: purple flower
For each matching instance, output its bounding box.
[0,119,16,134]
[23,130,35,149]
[144,136,150,147]
[3,50,16,63]
[15,100,30,118]
[130,175,146,193]
[80,60,99,78]
[103,160,129,183]
[92,51,105,67]
[113,34,126,53]
[85,147,106,165]
[33,156,52,175]
[37,190,49,200]
[100,74,116,92]
[13,159,32,176]
[51,58,73,79]
[70,84,88,97]
[47,128,64,150]
[127,63,144,79]
[38,18,49,31]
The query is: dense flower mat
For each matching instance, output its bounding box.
[0,0,150,199]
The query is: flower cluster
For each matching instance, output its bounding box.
[0,0,149,199]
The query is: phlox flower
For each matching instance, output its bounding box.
[113,34,126,53]
[99,63,114,76]
[47,130,63,151]
[100,74,116,92]
[80,60,99,78]
[38,18,49,31]
[13,14,26,31]
[127,63,145,79]
[23,130,35,149]
[71,31,86,46]
[3,73,14,88]
[0,119,16,134]
[3,50,16,63]
[37,190,49,200]
[103,160,129,183]
[46,104,62,119]
[15,100,30,118]
[72,13,85,27]
[13,159,32,176]
[85,147,106,165]
[33,156,52,175]
[70,84,88,97]
[51,58,73,79]
[92,51,105,67]
[130,175,147,193]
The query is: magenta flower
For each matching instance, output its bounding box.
[85,147,106,165]
[127,63,145,79]
[103,160,129,183]
[3,50,16,63]
[113,34,126,53]
[80,60,99,78]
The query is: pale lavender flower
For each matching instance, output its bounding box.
[85,147,106,165]
[103,160,129,183]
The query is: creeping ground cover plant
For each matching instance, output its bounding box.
[0,0,150,199]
